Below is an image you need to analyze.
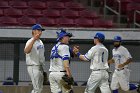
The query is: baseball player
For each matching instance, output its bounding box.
[24,24,45,93]
[73,32,111,93]
[108,36,140,93]
[49,29,73,93]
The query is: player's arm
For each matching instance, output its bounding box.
[118,48,132,68]
[77,54,89,61]
[24,38,36,54]
[73,46,92,61]
[24,33,40,54]
[63,60,72,77]
[108,59,115,64]
[120,58,132,67]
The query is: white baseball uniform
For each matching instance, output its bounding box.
[49,42,71,93]
[25,38,45,93]
[111,45,132,91]
[84,43,111,93]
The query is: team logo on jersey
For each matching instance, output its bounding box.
[113,54,121,58]
[37,45,44,50]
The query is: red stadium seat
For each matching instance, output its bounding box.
[93,19,113,28]
[0,9,4,16]
[0,1,10,9]
[59,0,73,2]
[9,1,28,9]
[126,3,140,22]
[37,17,57,27]
[132,0,140,3]
[115,0,133,14]
[0,17,18,26]
[28,1,46,9]
[23,9,43,17]
[61,9,79,18]
[18,16,36,26]
[79,10,99,19]
[47,1,65,10]
[57,18,75,27]
[4,8,23,17]
[75,18,94,27]
[43,9,61,18]
[65,2,85,11]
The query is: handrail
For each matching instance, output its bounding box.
[104,0,121,25]
[134,10,140,28]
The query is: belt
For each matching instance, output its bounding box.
[50,71,66,72]
[116,67,128,71]
[92,69,107,71]
[27,65,42,66]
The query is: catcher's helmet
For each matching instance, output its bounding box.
[114,36,122,42]
[94,32,105,41]
[56,29,72,41]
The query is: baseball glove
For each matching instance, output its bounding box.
[60,74,74,90]
[137,84,140,93]
[43,72,48,85]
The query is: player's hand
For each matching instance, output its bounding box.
[73,45,79,54]
[118,64,125,68]
[33,33,41,40]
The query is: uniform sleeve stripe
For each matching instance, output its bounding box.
[63,57,70,60]
[84,55,90,61]
[63,55,69,57]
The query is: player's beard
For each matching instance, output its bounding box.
[114,43,120,48]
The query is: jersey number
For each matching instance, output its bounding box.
[102,52,104,63]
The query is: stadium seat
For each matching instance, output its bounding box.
[28,1,46,9]
[0,1,10,9]
[61,9,79,18]
[0,9,4,17]
[135,13,140,23]
[37,17,57,27]
[79,10,99,19]
[4,8,23,17]
[126,3,140,22]
[57,18,75,27]
[93,19,113,28]
[59,0,73,2]
[0,17,18,26]
[43,9,61,18]
[18,16,36,26]
[47,1,65,10]
[132,0,140,3]
[9,1,28,9]
[118,0,132,14]
[23,8,43,17]
[75,18,94,27]
[65,2,85,11]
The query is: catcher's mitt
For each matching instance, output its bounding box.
[60,74,74,90]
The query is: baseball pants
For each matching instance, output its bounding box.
[85,70,111,93]
[111,68,130,91]
[27,66,44,93]
[49,72,70,93]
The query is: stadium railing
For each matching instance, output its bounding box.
[104,0,121,26]
[134,10,140,28]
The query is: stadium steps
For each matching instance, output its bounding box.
[78,0,137,28]
[91,6,131,28]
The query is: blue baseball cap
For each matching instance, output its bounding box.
[56,29,72,41]
[94,32,105,41]
[32,24,45,31]
[114,36,122,42]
